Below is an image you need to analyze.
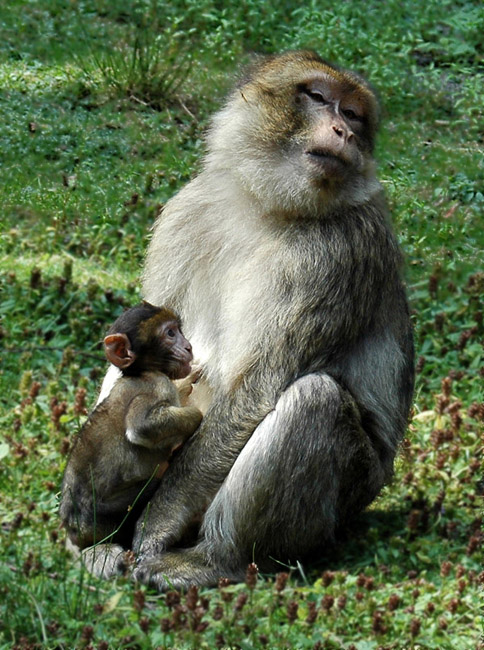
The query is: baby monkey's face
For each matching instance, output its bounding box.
[151,320,193,380]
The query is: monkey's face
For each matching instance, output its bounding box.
[147,320,194,380]
[294,73,375,184]
[207,51,381,216]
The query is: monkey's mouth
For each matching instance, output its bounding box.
[305,149,348,177]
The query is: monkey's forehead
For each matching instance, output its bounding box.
[242,50,376,101]
[139,307,181,336]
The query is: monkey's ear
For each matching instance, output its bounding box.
[104,333,136,369]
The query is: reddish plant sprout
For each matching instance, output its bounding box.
[321,595,334,612]
[51,399,67,430]
[407,510,421,531]
[59,437,70,456]
[455,565,466,579]
[467,533,482,555]
[29,381,41,400]
[133,590,145,612]
[185,585,198,611]
[436,394,450,415]
[447,598,459,614]
[74,387,88,416]
[409,617,421,637]
[356,573,366,587]
[440,561,452,577]
[428,275,438,297]
[467,402,484,421]
[160,619,171,633]
[388,594,401,611]
[306,601,318,624]
[171,604,188,630]
[218,577,230,589]
[245,563,258,590]
[234,592,248,611]
[30,268,42,289]
[435,452,447,470]
[165,591,181,608]
[434,312,445,331]
[275,572,289,592]
[415,356,425,373]
[403,471,414,485]
[81,626,94,643]
[221,590,233,603]
[372,610,387,635]
[286,601,298,624]
[321,570,335,587]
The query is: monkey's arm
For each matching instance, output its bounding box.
[125,396,203,450]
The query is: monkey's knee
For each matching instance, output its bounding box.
[275,372,343,429]
[201,372,380,566]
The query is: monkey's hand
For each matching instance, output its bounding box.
[133,527,168,561]
[177,366,203,404]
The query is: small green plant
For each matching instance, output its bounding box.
[81,20,195,108]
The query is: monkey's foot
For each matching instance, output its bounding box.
[81,543,133,579]
[133,549,242,591]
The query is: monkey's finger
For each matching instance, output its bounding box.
[189,366,203,382]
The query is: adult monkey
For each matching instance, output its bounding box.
[102,51,414,589]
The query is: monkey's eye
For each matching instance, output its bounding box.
[304,89,328,104]
[166,329,176,338]
[342,108,362,121]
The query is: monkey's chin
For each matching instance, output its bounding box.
[172,361,192,380]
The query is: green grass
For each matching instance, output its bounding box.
[0,1,482,648]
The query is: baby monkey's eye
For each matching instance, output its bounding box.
[166,329,176,338]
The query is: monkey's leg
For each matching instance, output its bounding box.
[134,373,386,590]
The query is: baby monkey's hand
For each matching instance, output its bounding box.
[177,365,203,404]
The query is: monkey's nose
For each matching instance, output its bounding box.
[332,124,354,144]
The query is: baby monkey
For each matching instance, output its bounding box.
[60,302,203,550]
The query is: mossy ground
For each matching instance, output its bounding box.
[0,1,482,648]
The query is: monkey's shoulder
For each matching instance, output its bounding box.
[107,372,175,401]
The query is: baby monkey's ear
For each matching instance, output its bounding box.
[104,333,136,369]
